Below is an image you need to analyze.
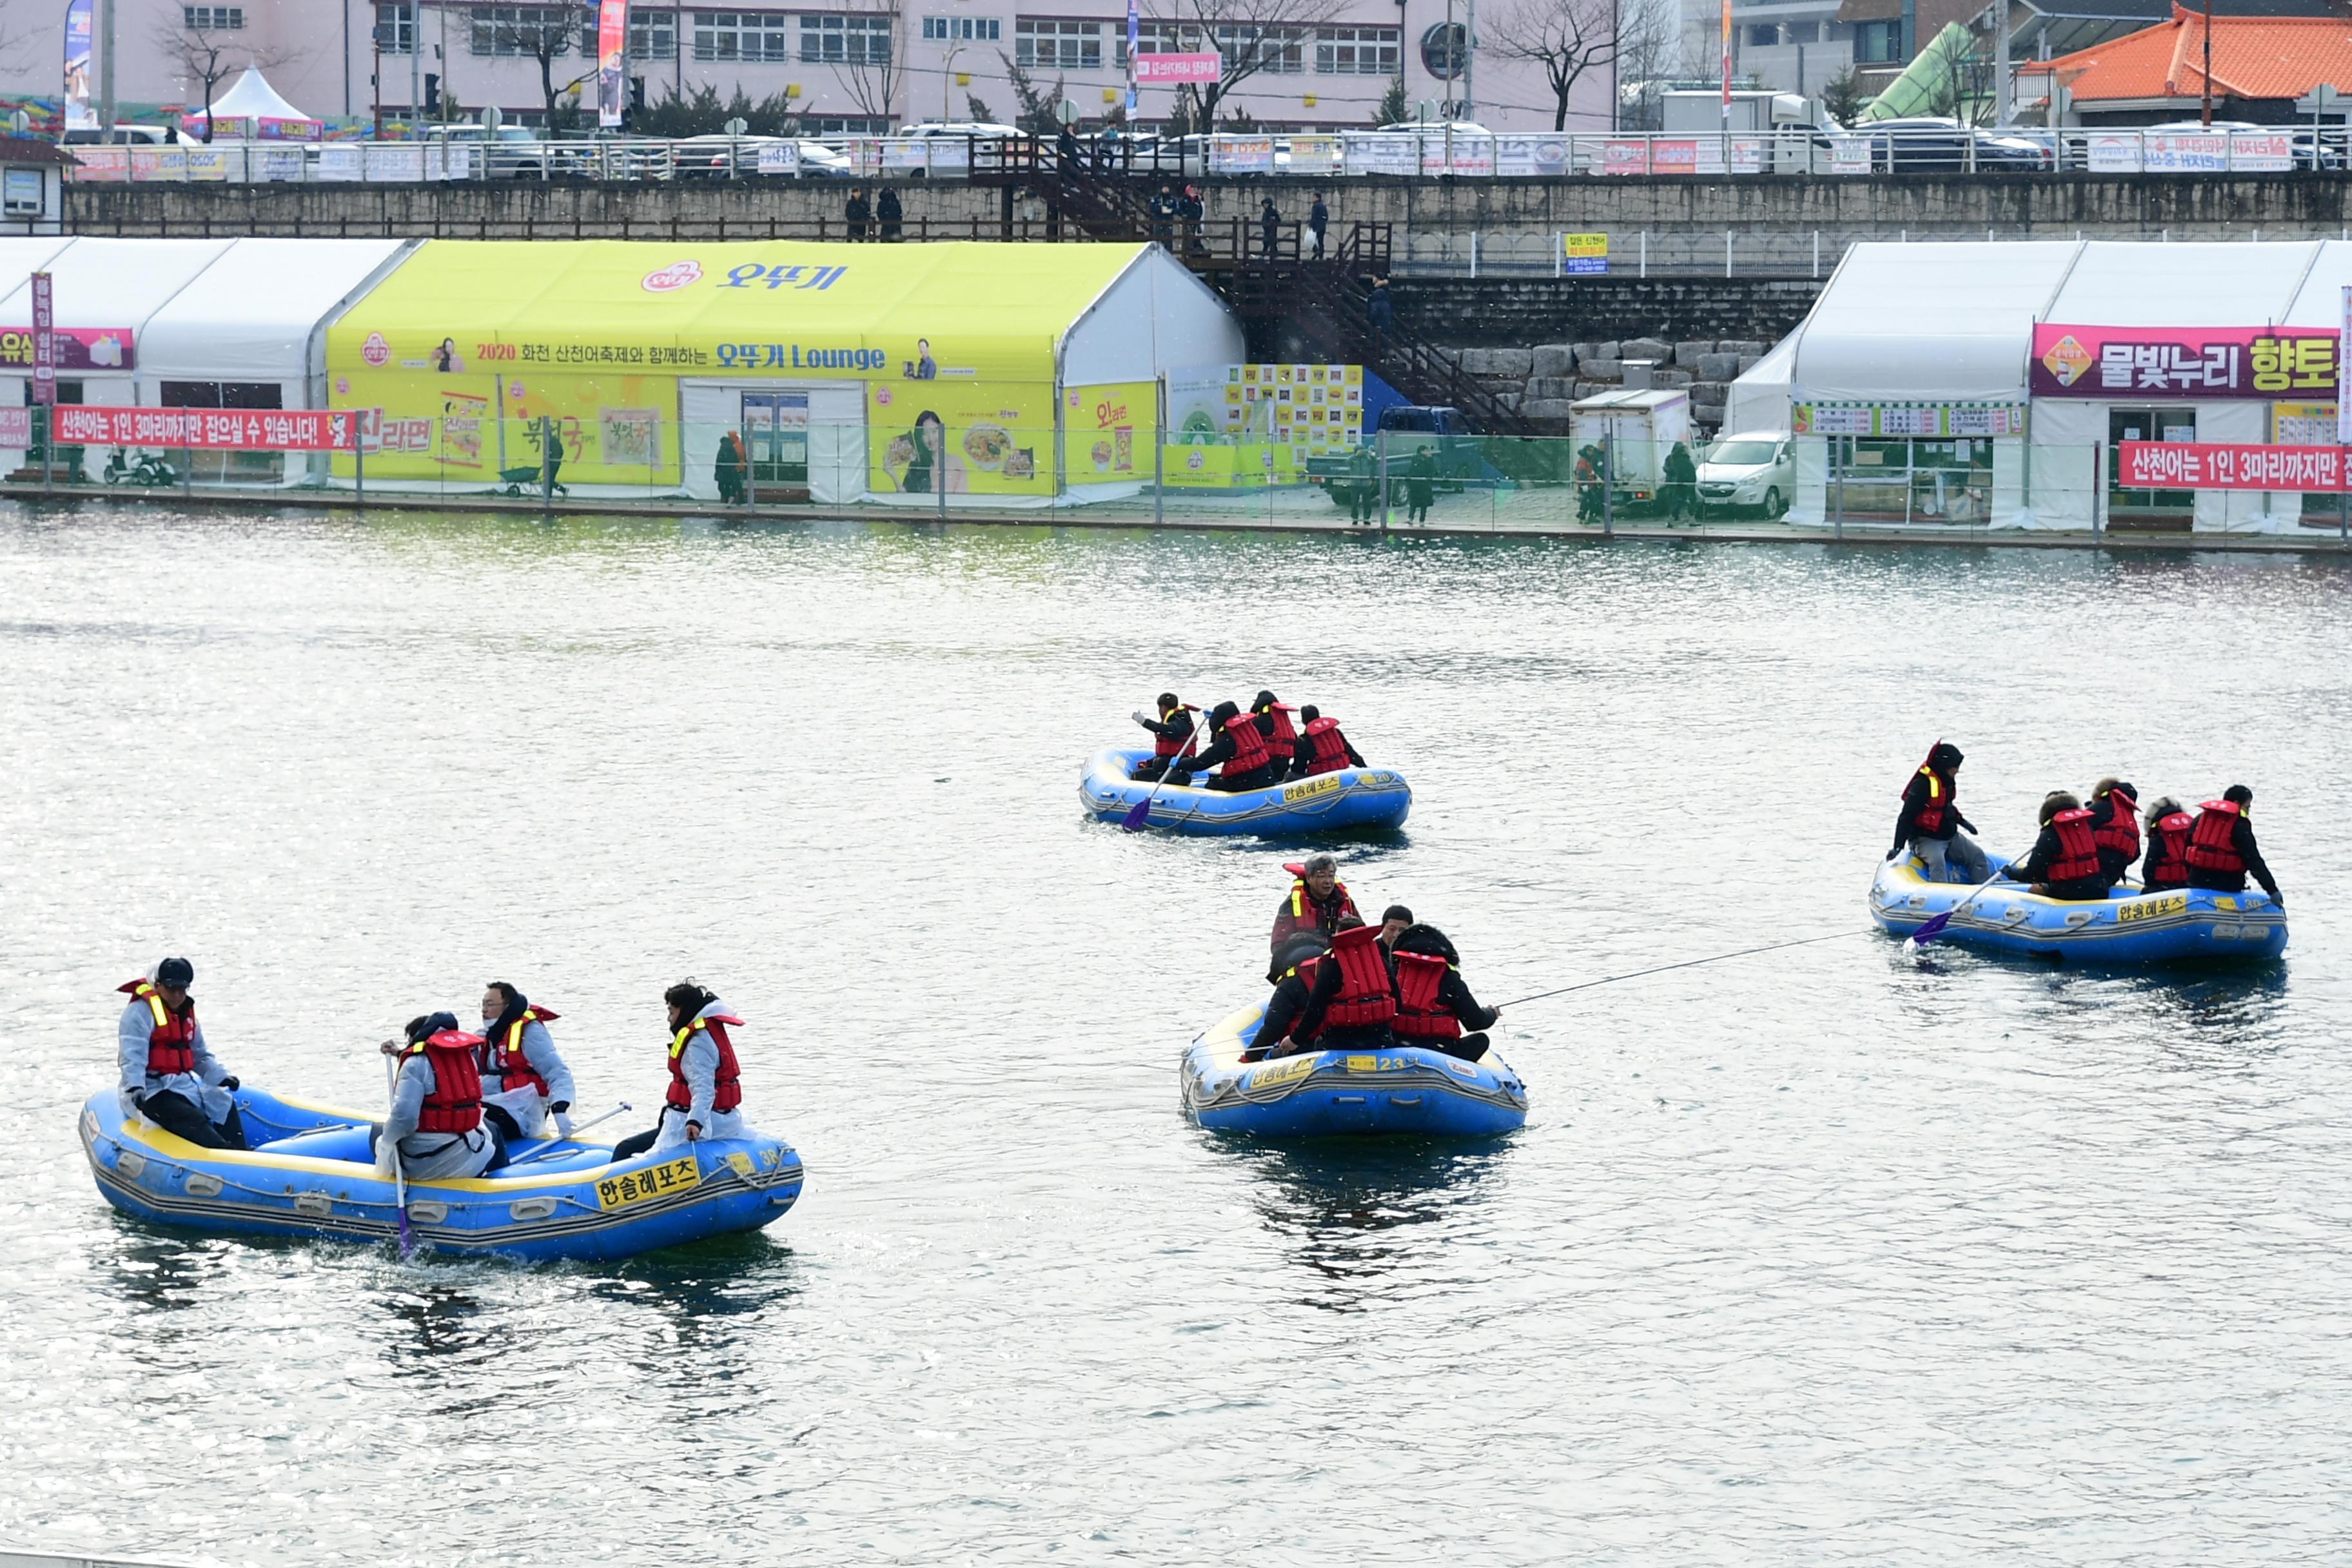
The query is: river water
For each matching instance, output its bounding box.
[2,503,2347,1565]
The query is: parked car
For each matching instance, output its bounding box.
[1695,433,1795,519]
[672,133,849,178]
[1855,117,2047,172]
[894,120,1024,139]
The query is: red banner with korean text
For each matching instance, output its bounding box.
[53,406,360,450]
[2033,323,2338,400]
[2119,441,2350,491]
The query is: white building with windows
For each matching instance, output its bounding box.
[1,0,1602,135]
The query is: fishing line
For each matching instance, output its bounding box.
[1493,926,1877,1009]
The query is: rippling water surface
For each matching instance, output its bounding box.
[3,504,2348,1565]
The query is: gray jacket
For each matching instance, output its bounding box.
[382,1050,499,1180]
[118,995,233,1122]
[484,1017,576,1108]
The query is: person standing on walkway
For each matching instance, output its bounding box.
[845,186,871,240]
[1663,440,1698,522]
[876,184,903,241]
[1406,444,1436,524]
[1308,191,1329,259]
[1365,276,1394,352]
[1348,441,1378,526]
[1259,197,1281,259]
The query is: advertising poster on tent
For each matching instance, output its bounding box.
[2032,322,2337,398]
[1066,381,1153,478]
[63,0,94,130]
[55,406,358,449]
[2,320,133,373]
[596,0,627,128]
[335,372,676,482]
[868,379,1052,497]
[2119,440,2349,491]
[1792,402,2027,438]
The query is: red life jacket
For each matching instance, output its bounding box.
[1222,712,1271,776]
[2046,807,2102,883]
[118,979,196,1076]
[2185,800,2246,874]
[1281,862,1357,930]
[2148,811,2193,888]
[1152,705,1196,760]
[1302,716,1352,776]
[2090,788,2140,860]
[1304,925,1396,1038]
[482,1004,558,1097]
[1391,952,1459,1042]
[1908,755,1956,834]
[666,1012,745,1115]
[1255,702,1297,749]
[408,1029,484,1135]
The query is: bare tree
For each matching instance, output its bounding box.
[825,0,905,125]
[155,23,297,141]
[477,6,585,131]
[1489,0,1662,131]
[1142,0,1348,126]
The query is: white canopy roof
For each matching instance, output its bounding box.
[0,238,235,372]
[200,67,316,126]
[139,238,408,381]
[2042,240,2326,326]
[1723,331,1797,435]
[1790,241,2086,404]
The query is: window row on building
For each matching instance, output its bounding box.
[368,7,1395,75]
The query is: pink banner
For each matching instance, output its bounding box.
[0,407,29,446]
[2034,322,2339,399]
[52,406,358,451]
[2119,442,2349,491]
[0,324,133,372]
[1135,52,1220,84]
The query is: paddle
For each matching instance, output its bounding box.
[1121,703,1206,832]
[1904,863,2014,954]
[383,1052,412,1258]
[504,1102,634,1168]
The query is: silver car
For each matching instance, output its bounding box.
[1695,435,1794,518]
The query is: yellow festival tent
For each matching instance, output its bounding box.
[324,239,1240,503]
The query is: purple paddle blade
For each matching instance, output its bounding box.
[1121,798,1153,830]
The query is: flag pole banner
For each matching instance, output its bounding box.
[63,0,95,131]
[596,0,628,129]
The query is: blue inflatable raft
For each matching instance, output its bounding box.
[80,1086,804,1262]
[1079,745,1411,836]
[1181,1003,1527,1137]
[1868,848,2288,964]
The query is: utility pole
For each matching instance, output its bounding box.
[2201,0,2213,126]
[97,0,115,142]
[1993,0,2009,124]
[412,1,423,130]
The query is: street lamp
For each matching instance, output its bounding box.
[944,42,964,119]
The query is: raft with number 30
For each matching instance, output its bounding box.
[1181,1003,1527,1137]
[1080,746,1411,836]
[80,1084,804,1262]
[1868,849,2288,963]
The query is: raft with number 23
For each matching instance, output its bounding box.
[1181,1003,1527,1137]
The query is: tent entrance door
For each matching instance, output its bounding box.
[2106,407,2196,529]
[743,391,809,500]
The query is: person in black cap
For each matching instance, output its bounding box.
[116,957,246,1148]
[1243,932,1331,1062]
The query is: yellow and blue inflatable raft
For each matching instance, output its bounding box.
[1868,850,2288,964]
[81,1086,803,1262]
[1182,1003,1527,1137]
[1080,745,1411,836]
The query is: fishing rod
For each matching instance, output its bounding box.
[1492,926,1876,1010]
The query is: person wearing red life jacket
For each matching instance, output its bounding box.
[2084,777,2142,887]
[2183,784,2284,905]
[1251,691,1298,752]
[2001,791,2114,900]
[1279,921,1399,1056]
[1388,925,1502,1062]
[1888,740,1988,883]
[375,1012,507,1180]
[115,956,246,1150]
[1268,853,1364,952]
[476,981,578,1141]
[612,981,750,1162]
[1128,693,1198,782]
[1242,933,1331,1062]
[2139,795,2193,891]
[1287,704,1367,780]
[1168,701,1283,792]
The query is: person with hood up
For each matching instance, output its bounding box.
[2139,794,2193,891]
[1268,852,1363,952]
[2084,777,2141,888]
[1129,692,1198,781]
[1889,740,1989,883]
[1242,932,1331,1061]
[2001,790,2113,901]
[1278,921,1397,1056]
[2183,783,2284,905]
[1251,690,1298,753]
[1166,700,1282,792]
[376,1012,507,1181]
[117,957,246,1150]
[475,981,578,1141]
[1387,923,1501,1061]
[612,981,750,1161]
[1289,703,1367,779]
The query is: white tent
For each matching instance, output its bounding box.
[139,237,411,403]
[188,68,320,139]
[1722,331,1796,436]
[1790,240,2084,406]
